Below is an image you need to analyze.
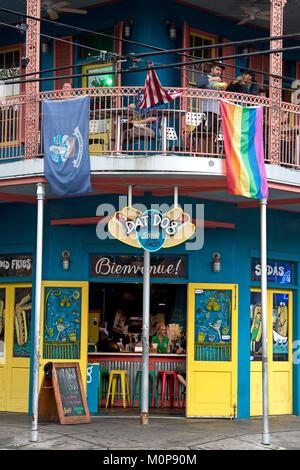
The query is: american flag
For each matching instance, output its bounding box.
[138,65,183,109]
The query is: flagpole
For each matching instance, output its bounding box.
[30,182,45,442]
[260,197,270,445]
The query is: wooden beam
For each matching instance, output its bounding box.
[0,177,46,188]
[0,192,36,204]
[51,215,235,229]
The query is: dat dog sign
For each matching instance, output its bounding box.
[108,206,195,252]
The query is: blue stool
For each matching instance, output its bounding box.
[99,369,109,408]
[132,370,159,408]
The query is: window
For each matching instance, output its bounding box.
[189,32,215,86]
[0,48,20,98]
[0,48,21,145]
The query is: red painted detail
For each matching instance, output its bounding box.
[54,36,73,90]
[51,215,234,230]
[222,40,235,81]
[0,192,36,203]
[51,216,110,226]
[114,22,123,89]
[0,177,47,187]
[182,21,190,87]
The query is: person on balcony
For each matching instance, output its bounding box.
[227,69,260,96]
[195,60,227,155]
[121,90,166,150]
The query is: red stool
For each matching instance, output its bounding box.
[157,371,179,408]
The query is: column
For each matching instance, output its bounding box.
[269,0,287,164]
[25,0,41,159]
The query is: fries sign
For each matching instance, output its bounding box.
[108,206,195,252]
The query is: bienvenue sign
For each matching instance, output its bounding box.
[0,255,32,277]
[90,255,187,279]
[251,258,293,285]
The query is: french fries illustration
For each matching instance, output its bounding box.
[14,294,32,346]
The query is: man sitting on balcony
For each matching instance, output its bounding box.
[121,90,166,151]
[195,60,227,155]
[227,69,260,96]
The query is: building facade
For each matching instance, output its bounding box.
[0,0,300,419]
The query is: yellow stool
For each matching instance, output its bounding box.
[105,370,131,408]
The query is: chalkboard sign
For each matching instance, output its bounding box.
[39,362,91,425]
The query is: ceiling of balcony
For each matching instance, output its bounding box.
[3,0,300,34]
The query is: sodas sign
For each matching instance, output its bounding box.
[108,206,195,252]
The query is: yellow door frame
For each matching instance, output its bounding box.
[250,288,293,416]
[187,283,238,417]
[39,281,89,390]
[0,283,32,412]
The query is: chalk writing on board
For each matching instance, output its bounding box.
[56,367,85,416]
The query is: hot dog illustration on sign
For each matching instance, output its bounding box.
[108,206,195,252]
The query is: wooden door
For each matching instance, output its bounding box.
[187,284,238,417]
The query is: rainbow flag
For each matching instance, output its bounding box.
[220,100,268,199]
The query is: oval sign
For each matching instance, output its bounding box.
[136,210,166,252]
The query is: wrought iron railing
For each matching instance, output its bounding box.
[1,86,300,170]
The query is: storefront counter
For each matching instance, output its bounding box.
[88,353,186,407]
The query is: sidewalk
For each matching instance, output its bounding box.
[1,412,300,450]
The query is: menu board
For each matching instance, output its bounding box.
[39,362,91,425]
[55,367,85,417]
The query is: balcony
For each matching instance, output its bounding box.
[1,86,300,170]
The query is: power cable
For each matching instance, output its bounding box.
[2,5,300,64]
[6,42,300,87]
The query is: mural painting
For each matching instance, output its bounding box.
[44,287,82,359]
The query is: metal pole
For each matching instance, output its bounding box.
[174,185,178,208]
[30,182,45,442]
[140,249,150,425]
[128,185,132,206]
[260,198,270,445]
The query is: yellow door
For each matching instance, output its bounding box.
[0,284,32,412]
[39,281,89,390]
[250,289,293,416]
[187,284,238,417]
[0,285,8,410]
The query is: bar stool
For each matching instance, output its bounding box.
[98,368,109,408]
[132,370,159,408]
[105,370,131,408]
[157,370,179,408]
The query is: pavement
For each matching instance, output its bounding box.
[0,411,300,450]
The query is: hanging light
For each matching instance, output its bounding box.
[124,20,133,39]
[62,250,71,271]
[212,252,221,272]
[166,20,177,41]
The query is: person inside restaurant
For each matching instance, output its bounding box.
[150,323,170,353]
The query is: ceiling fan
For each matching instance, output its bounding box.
[237,4,270,25]
[43,1,88,20]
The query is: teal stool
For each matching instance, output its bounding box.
[132,370,159,408]
[99,369,109,408]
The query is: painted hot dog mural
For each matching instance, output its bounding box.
[108,206,195,252]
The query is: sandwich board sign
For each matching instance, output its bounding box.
[38,362,91,425]
[108,206,195,252]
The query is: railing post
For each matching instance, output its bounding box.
[269,0,287,165]
[25,0,40,159]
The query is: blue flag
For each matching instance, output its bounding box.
[44,96,92,195]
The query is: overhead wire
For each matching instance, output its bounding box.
[5,42,300,89]
[1,7,299,92]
